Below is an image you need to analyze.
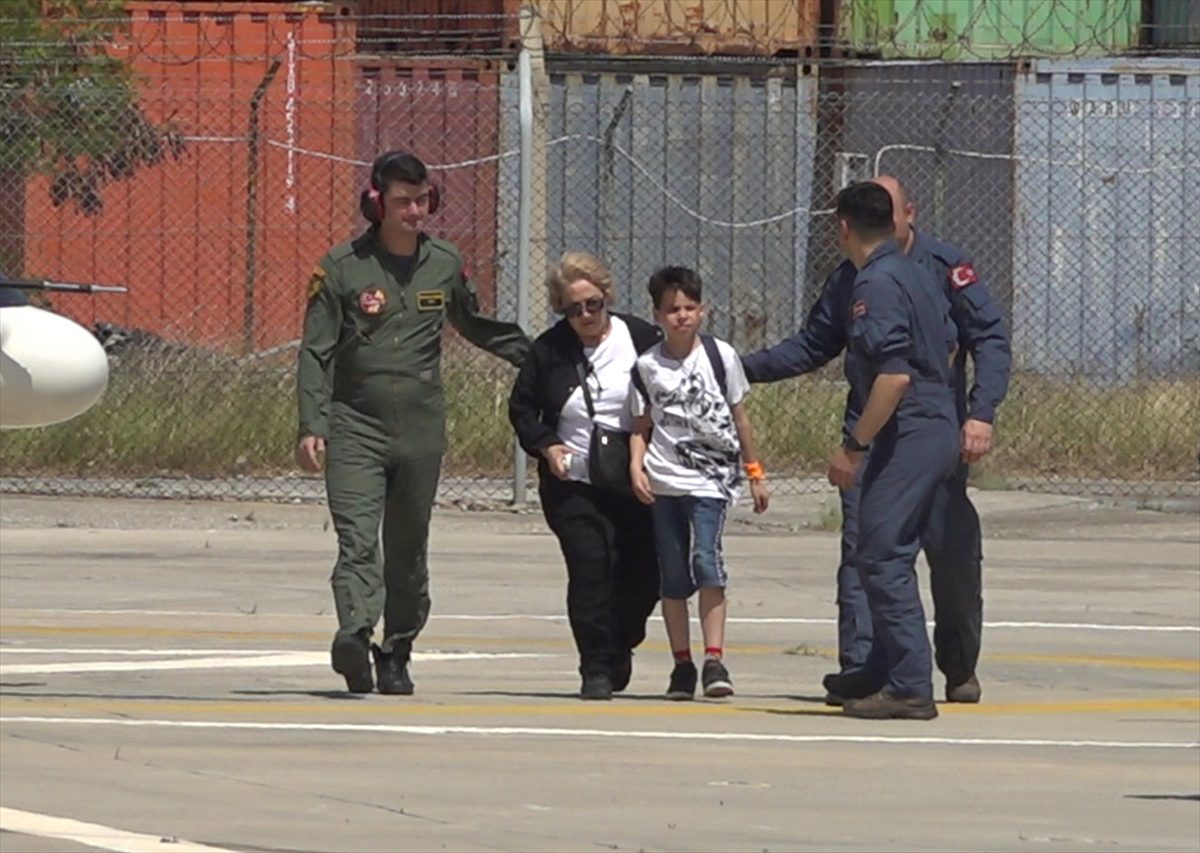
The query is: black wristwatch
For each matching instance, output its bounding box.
[843,434,870,453]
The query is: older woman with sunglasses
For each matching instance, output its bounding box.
[509,251,662,700]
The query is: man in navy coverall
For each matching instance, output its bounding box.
[742,176,1011,705]
[825,181,959,720]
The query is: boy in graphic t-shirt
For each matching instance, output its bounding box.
[629,266,769,700]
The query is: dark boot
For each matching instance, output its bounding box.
[611,650,633,693]
[372,645,414,696]
[946,675,982,703]
[330,630,374,694]
[580,672,614,701]
[843,688,938,720]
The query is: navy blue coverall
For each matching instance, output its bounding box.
[742,229,1011,686]
[845,241,959,699]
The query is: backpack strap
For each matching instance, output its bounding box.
[630,362,650,408]
[700,334,728,400]
[574,361,596,420]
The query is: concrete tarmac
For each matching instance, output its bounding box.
[1,491,1197,853]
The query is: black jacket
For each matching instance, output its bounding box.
[508,312,662,465]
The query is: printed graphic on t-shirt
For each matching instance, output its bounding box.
[651,371,740,496]
[633,338,750,500]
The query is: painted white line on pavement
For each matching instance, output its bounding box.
[977,621,1199,633]
[1,716,1196,751]
[0,806,233,853]
[3,608,1196,633]
[0,650,552,676]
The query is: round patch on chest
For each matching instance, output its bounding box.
[358,287,387,315]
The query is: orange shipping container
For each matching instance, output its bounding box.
[23,1,358,353]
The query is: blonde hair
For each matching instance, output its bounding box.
[545,251,615,314]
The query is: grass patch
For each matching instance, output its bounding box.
[968,467,1010,491]
[0,349,297,478]
[2,348,1197,489]
[442,353,523,478]
[745,371,1199,484]
[987,373,1200,481]
[744,377,846,475]
[812,498,843,532]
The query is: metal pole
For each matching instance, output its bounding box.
[512,37,534,506]
[932,81,960,237]
[243,59,282,356]
[599,87,633,274]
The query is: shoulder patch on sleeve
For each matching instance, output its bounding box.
[949,263,978,290]
[306,265,326,300]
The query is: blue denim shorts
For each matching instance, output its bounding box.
[650,495,729,599]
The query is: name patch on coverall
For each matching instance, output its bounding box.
[417,290,446,312]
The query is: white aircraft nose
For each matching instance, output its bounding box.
[0,305,110,429]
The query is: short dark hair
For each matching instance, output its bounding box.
[648,265,703,309]
[835,182,895,239]
[374,151,428,194]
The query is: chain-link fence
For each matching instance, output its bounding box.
[1,3,1197,504]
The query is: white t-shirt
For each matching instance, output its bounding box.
[631,337,750,500]
[556,316,639,483]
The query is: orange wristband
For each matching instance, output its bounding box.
[743,461,766,481]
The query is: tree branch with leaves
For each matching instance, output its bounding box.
[0,0,184,216]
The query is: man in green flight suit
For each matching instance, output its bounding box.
[296,151,531,695]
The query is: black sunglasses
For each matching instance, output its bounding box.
[563,296,605,318]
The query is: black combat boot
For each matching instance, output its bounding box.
[580,672,614,701]
[330,630,374,694]
[611,650,633,693]
[372,645,414,695]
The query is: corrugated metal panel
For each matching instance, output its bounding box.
[837,0,1141,59]
[22,1,357,351]
[497,65,818,349]
[809,63,1016,323]
[525,0,821,57]
[1150,0,1200,48]
[1012,58,1200,379]
[356,0,508,54]
[355,60,503,311]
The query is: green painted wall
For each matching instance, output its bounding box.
[839,0,1141,59]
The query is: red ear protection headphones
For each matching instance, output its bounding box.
[359,150,442,223]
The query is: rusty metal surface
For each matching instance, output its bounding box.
[524,0,820,57]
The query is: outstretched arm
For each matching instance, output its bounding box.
[448,272,532,367]
[741,265,852,383]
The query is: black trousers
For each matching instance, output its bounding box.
[540,476,660,676]
[920,460,984,686]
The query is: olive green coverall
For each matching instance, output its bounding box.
[297,229,530,656]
